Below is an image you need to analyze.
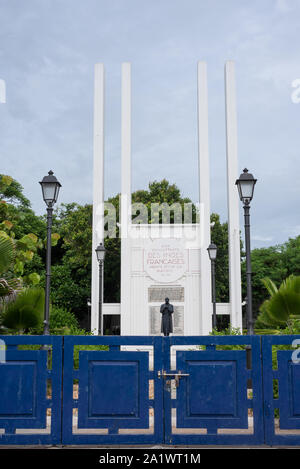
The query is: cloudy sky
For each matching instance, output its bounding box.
[0,0,299,248]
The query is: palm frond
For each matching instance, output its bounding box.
[0,235,15,275]
[0,277,21,300]
[257,300,283,327]
[257,275,300,328]
[1,287,44,332]
[261,277,278,296]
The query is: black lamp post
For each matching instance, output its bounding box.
[207,243,218,330]
[95,242,106,335]
[235,168,257,335]
[39,170,61,335]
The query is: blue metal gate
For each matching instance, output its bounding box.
[60,335,264,445]
[262,335,300,446]
[0,334,300,445]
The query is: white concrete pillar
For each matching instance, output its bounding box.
[120,63,132,335]
[224,61,243,330]
[91,64,105,333]
[197,62,212,335]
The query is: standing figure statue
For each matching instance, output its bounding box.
[160,297,174,336]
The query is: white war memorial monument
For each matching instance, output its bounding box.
[90,61,242,336]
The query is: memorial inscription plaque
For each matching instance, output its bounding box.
[144,239,187,283]
[148,286,184,303]
[146,239,186,335]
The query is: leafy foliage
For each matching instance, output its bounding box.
[50,180,202,317]
[30,306,88,335]
[246,236,300,321]
[0,287,44,333]
[255,275,300,328]
[54,203,92,268]
[0,233,22,302]
[210,213,230,303]
[1,172,300,335]
[0,234,15,275]
[0,173,60,288]
[0,174,30,208]
[46,263,91,322]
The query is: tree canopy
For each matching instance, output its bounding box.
[1,173,299,331]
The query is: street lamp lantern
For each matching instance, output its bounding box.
[236,168,257,335]
[235,168,257,205]
[95,242,106,263]
[40,170,61,335]
[207,243,217,261]
[95,242,106,335]
[39,170,61,207]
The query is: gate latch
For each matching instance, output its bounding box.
[157,370,190,387]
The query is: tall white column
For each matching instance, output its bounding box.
[120,63,132,335]
[91,64,105,333]
[224,61,243,330]
[197,62,212,335]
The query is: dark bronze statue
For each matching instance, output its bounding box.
[160,297,174,336]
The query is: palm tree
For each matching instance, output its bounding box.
[0,234,44,333]
[255,275,300,328]
[1,287,44,333]
[0,234,19,301]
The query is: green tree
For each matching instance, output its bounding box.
[53,203,92,268]
[49,203,93,326]
[0,232,44,335]
[255,275,300,328]
[0,174,30,208]
[281,236,300,277]
[50,181,231,322]
[210,213,229,303]
[243,235,300,321]
[0,174,54,287]
[46,263,91,322]
[51,180,199,317]
[104,180,198,303]
[0,234,20,300]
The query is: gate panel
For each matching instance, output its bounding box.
[62,336,164,445]
[77,351,149,429]
[163,336,264,445]
[176,350,248,430]
[0,335,62,445]
[262,335,300,445]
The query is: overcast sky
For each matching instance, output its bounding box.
[0,0,299,248]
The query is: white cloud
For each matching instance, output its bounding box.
[276,0,292,12]
[0,78,5,103]
[0,0,299,247]
[252,235,273,242]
